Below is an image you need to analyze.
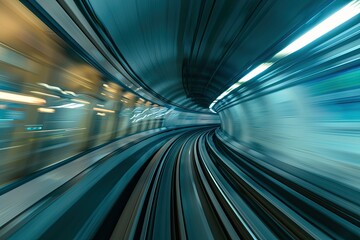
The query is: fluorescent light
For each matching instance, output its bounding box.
[208,63,272,111]
[106,88,117,94]
[209,101,216,109]
[30,91,60,98]
[93,107,115,113]
[38,83,77,96]
[51,103,84,108]
[227,82,241,92]
[96,112,106,116]
[275,1,360,57]
[62,90,76,96]
[217,92,228,100]
[212,83,242,105]
[214,83,240,101]
[238,62,273,83]
[71,99,90,104]
[38,108,55,113]
[209,1,360,111]
[0,91,46,105]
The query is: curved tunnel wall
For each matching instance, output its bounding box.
[0,1,219,187]
[217,21,359,190]
[0,1,358,238]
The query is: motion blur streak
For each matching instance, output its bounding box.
[210,0,360,110]
[0,1,218,186]
[0,91,46,105]
[0,0,359,239]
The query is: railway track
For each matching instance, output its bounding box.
[2,127,359,239]
[109,128,360,239]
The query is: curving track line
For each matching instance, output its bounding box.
[110,127,359,239]
[4,127,358,239]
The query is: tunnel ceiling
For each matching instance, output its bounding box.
[77,0,330,112]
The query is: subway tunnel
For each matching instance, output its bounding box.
[0,0,359,239]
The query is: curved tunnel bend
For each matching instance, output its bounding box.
[0,0,359,239]
[4,127,357,239]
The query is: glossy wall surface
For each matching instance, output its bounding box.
[0,1,218,186]
[217,20,360,192]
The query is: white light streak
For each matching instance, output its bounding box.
[209,1,360,112]
[275,1,360,57]
[93,107,115,113]
[71,99,90,104]
[0,91,46,105]
[38,108,55,113]
[51,103,84,109]
[30,91,60,99]
[38,83,77,96]
[238,63,273,83]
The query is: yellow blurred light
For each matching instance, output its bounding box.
[38,107,55,113]
[106,88,117,93]
[71,99,90,104]
[93,107,115,113]
[30,91,60,98]
[96,112,106,116]
[0,91,46,105]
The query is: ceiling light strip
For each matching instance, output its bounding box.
[209,0,360,112]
